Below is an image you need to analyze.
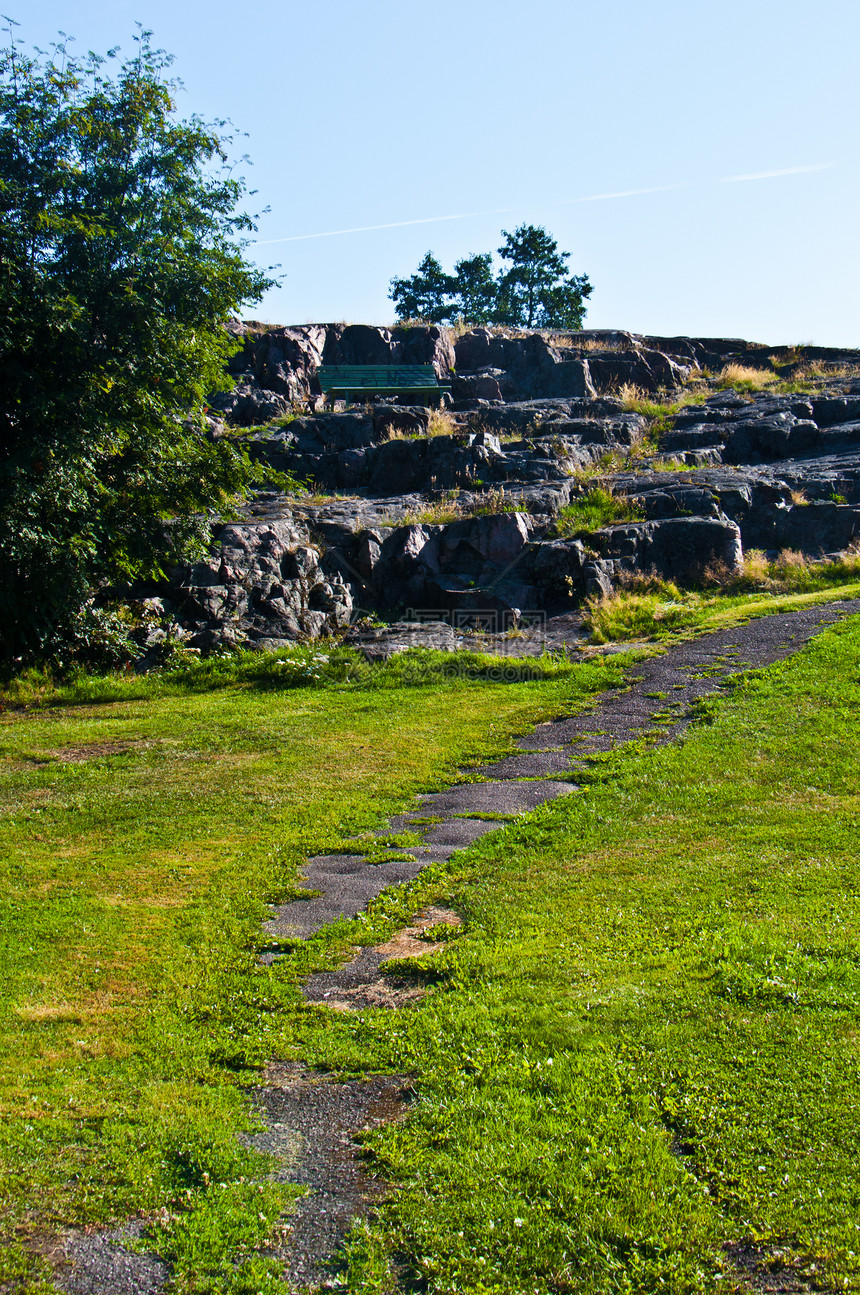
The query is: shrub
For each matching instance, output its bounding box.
[0,27,272,668]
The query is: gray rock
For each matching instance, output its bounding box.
[323,323,454,378]
[210,381,291,427]
[166,517,355,651]
[596,516,743,582]
[251,325,327,401]
[586,348,690,394]
[811,396,860,427]
[123,326,860,658]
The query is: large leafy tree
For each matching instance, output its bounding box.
[389,225,591,329]
[496,224,592,329]
[0,25,273,666]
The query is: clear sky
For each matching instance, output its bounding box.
[5,0,859,345]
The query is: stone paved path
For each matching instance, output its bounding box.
[264,598,860,944]
[257,597,860,1291]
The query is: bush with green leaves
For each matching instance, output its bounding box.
[0,23,273,668]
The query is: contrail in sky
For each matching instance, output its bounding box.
[251,164,833,246]
[720,162,832,183]
[253,207,518,245]
[553,183,683,206]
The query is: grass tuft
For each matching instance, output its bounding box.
[550,487,645,539]
[714,363,780,392]
[583,552,860,643]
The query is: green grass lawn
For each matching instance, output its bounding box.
[3,607,860,1293]
[0,648,635,1294]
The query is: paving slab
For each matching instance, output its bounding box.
[413,779,578,818]
[246,1068,408,1290]
[474,749,580,779]
[418,817,507,849]
[265,857,425,938]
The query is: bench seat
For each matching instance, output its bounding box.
[317,364,450,407]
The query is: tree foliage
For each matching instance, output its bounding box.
[387,252,453,324]
[0,24,273,666]
[389,224,592,330]
[496,225,592,329]
[452,252,497,327]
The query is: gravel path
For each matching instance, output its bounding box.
[254,597,860,1289]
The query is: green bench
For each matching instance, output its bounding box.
[316,364,451,409]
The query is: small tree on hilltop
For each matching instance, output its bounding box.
[389,225,591,329]
[388,252,454,324]
[0,24,274,666]
[496,224,592,329]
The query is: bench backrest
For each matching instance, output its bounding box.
[317,364,447,391]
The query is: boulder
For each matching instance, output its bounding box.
[365,431,514,495]
[766,502,860,554]
[453,329,595,400]
[374,405,431,439]
[435,513,531,576]
[532,538,588,601]
[722,415,820,464]
[323,323,399,366]
[323,323,455,378]
[586,349,686,395]
[451,368,508,402]
[597,517,743,582]
[811,396,860,427]
[250,325,327,402]
[396,324,456,376]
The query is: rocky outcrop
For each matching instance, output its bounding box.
[527,516,743,603]
[323,323,455,377]
[215,322,860,416]
[135,517,353,657]
[219,322,455,412]
[241,397,648,497]
[131,328,860,656]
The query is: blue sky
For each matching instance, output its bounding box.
[6,0,859,345]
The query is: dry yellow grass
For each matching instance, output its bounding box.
[618,382,649,408]
[715,363,780,390]
[549,334,628,352]
[376,410,462,442]
[427,407,459,437]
